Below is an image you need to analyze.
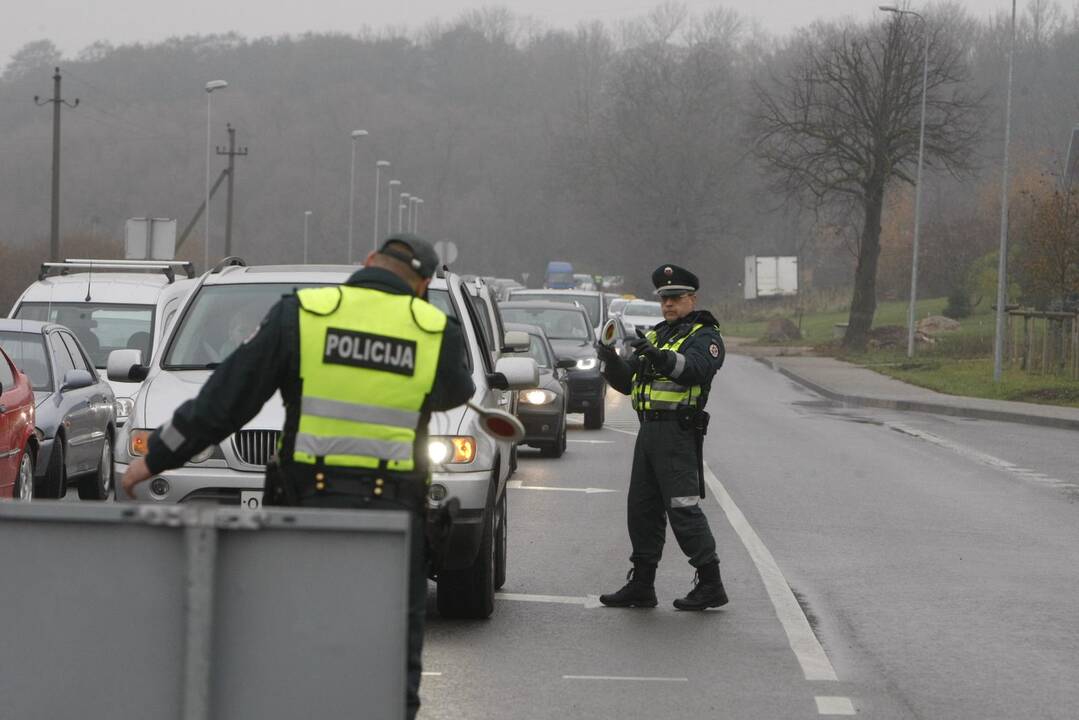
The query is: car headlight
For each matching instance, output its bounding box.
[519,388,557,405]
[428,436,476,464]
[575,357,598,371]
[129,429,152,457]
[114,397,135,421]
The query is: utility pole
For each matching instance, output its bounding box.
[215,123,248,257]
[34,67,79,262]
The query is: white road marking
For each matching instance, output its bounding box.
[507,480,617,494]
[496,591,603,609]
[887,422,1078,491]
[606,426,639,437]
[567,439,615,444]
[704,463,839,682]
[562,675,689,682]
[815,696,856,715]
[421,672,442,677]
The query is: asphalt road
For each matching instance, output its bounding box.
[420,353,1079,719]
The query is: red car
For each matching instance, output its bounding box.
[0,345,37,500]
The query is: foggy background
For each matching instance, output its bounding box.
[0,1,1071,308]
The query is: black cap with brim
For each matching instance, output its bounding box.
[379,234,440,279]
[652,264,699,296]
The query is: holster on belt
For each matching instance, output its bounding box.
[676,407,710,499]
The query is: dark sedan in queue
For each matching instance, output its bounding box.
[505,322,574,457]
[500,301,607,429]
[0,320,116,500]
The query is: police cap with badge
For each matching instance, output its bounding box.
[652,264,699,297]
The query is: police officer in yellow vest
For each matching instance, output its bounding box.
[122,235,475,719]
[595,264,728,611]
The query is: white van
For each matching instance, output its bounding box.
[9,259,198,424]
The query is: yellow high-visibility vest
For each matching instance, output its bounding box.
[290,285,446,471]
[631,323,706,411]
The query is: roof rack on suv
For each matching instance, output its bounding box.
[39,258,196,283]
[210,256,247,274]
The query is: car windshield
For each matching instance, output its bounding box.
[608,298,629,315]
[164,283,329,368]
[502,307,591,340]
[624,300,662,317]
[0,332,52,390]
[426,288,458,321]
[525,334,552,368]
[15,302,153,368]
[511,293,600,327]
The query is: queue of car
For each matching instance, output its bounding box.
[0,256,643,619]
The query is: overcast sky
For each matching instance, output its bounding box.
[5,1,1014,71]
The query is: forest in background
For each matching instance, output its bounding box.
[2,2,1078,317]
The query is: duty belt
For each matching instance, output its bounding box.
[638,409,681,422]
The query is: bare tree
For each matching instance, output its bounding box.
[754,13,982,349]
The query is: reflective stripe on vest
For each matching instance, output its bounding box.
[632,323,706,411]
[292,285,446,471]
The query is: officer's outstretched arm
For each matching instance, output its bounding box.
[144,299,293,475]
[598,344,635,395]
[426,318,477,411]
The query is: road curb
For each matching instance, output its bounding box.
[755,357,1079,432]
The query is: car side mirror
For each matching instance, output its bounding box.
[107,349,148,383]
[488,357,539,391]
[502,330,530,353]
[555,358,576,370]
[60,369,95,392]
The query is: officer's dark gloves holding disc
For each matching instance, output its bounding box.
[595,342,619,363]
[628,335,672,374]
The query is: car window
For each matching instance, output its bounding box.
[624,300,661,316]
[164,283,328,369]
[468,290,497,357]
[501,307,592,341]
[0,352,14,391]
[426,288,472,372]
[525,335,552,368]
[15,302,154,369]
[59,333,94,374]
[50,332,77,382]
[461,291,494,373]
[509,292,601,328]
[0,332,52,391]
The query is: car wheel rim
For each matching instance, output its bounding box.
[18,454,33,501]
[100,439,112,495]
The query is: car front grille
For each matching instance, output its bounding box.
[231,430,281,467]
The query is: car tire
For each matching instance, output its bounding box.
[584,403,605,430]
[436,496,497,619]
[15,446,34,501]
[41,437,66,499]
[540,424,567,458]
[494,491,507,590]
[78,434,112,501]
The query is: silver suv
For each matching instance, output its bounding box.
[112,262,536,619]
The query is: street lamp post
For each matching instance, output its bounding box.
[399,193,410,232]
[409,196,420,232]
[414,198,424,233]
[346,129,368,264]
[387,180,401,238]
[204,80,228,271]
[373,160,390,255]
[993,0,1018,382]
[303,210,312,264]
[879,5,929,358]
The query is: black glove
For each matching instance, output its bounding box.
[595,342,618,362]
[628,336,666,366]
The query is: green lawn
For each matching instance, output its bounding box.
[724,295,1079,408]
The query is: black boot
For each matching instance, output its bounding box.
[673,561,728,611]
[599,565,658,608]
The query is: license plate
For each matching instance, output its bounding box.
[240,490,263,510]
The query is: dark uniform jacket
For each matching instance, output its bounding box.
[144,267,475,480]
[602,310,725,398]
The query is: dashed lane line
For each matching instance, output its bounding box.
[507,480,617,494]
[496,592,604,609]
[886,422,1079,493]
[704,463,840,682]
[815,696,857,715]
[562,675,689,682]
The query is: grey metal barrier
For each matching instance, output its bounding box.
[0,503,409,720]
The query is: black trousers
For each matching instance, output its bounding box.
[292,480,427,720]
[627,420,718,569]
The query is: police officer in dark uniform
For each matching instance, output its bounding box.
[595,264,728,611]
[122,234,475,720]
